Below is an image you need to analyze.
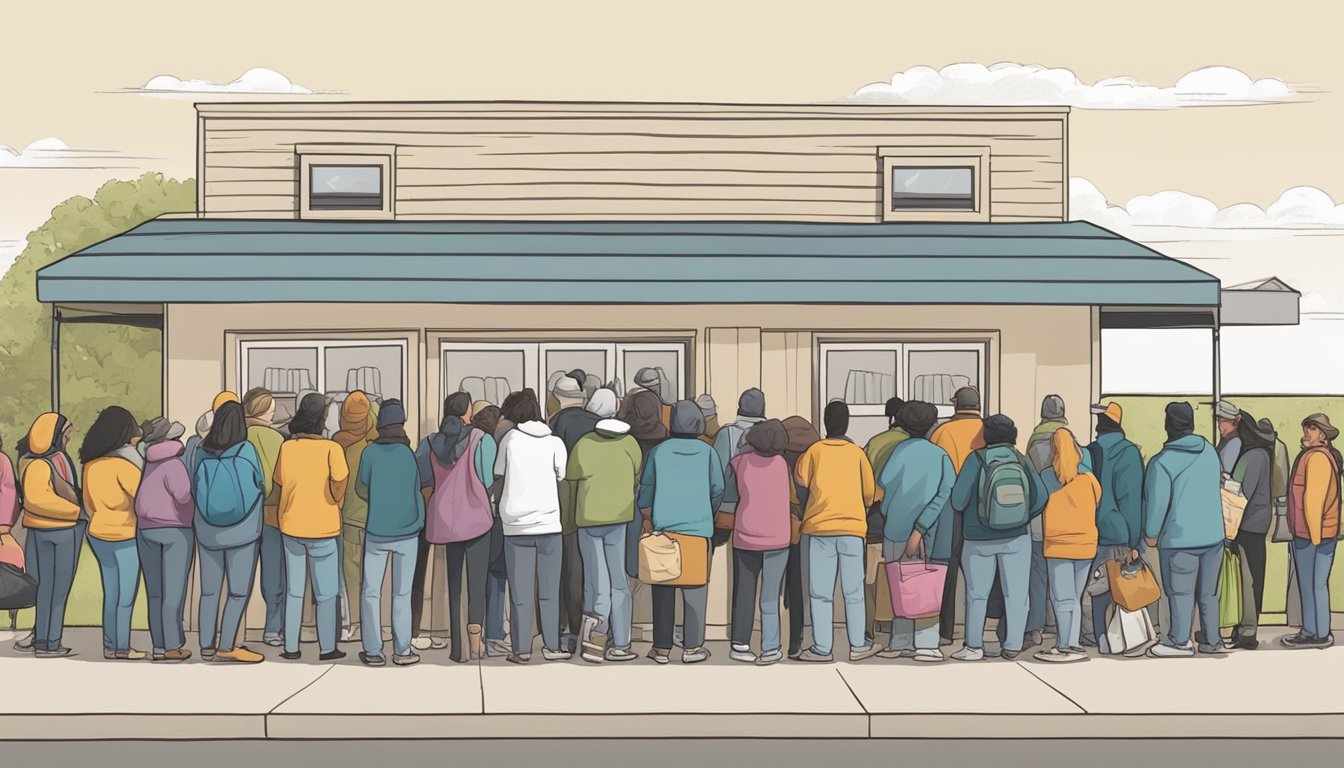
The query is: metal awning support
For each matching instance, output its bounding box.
[48,305,165,413]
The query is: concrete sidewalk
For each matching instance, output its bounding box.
[1,627,1338,740]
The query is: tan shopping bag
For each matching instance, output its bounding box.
[1220,486,1247,539]
[638,534,682,584]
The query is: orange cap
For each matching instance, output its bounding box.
[1090,402,1123,425]
[212,391,241,411]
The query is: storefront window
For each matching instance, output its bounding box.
[240,340,407,426]
[442,347,527,408]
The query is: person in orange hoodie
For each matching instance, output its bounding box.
[333,391,379,640]
[930,386,985,644]
[80,406,145,660]
[1283,413,1341,648]
[1033,429,1101,663]
[17,413,83,657]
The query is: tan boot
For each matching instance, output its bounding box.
[467,624,484,661]
[215,646,264,664]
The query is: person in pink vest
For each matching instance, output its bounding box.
[416,392,498,662]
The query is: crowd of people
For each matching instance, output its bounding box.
[0,369,1338,666]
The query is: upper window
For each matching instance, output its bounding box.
[297,146,395,220]
[879,148,990,222]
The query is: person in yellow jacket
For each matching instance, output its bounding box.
[243,388,287,647]
[274,392,350,661]
[18,413,82,657]
[332,391,379,640]
[794,402,880,663]
[1033,429,1102,663]
[80,406,145,660]
[1283,413,1341,648]
[930,386,986,644]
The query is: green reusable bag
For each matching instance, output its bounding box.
[1218,545,1242,629]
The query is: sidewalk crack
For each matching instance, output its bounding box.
[1015,662,1087,713]
[266,664,337,723]
[836,668,871,738]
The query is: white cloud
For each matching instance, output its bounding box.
[1070,177,1344,234]
[0,137,146,169]
[852,63,1297,109]
[129,67,315,95]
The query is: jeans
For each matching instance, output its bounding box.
[1047,558,1090,650]
[446,531,490,659]
[136,527,195,654]
[578,524,633,649]
[1028,540,1050,633]
[652,584,708,650]
[342,524,366,630]
[1292,538,1338,639]
[88,537,139,653]
[731,547,789,653]
[283,534,341,654]
[259,524,286,641]
[199,541,259,652]
[807,534,867,656]
[962,534,1031,652]
[486,517,508,641]
[30,521,85,652]
[504,533,562,654]
[1158,544,1223,648]
[361,533,418,659]
[1233,529,1266,641]
[881,538,941,651]
[784,540,806,656]
[559,531,584,641]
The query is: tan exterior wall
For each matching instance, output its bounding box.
[197,102,1068,222]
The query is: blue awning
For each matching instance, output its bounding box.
[36,218,1221,306]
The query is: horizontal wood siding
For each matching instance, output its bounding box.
[200,107,1066,221]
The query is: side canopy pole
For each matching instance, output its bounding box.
[1212,310,1222,436]
[50,305,61,413]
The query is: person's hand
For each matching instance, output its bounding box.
[1128,549,1140,563]
[904,530,924,559]
[641,519,653,537]
[1144,537,1157,548]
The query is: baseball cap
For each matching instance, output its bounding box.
[1090,402,1123,425]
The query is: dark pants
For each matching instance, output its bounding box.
[486,517,508,641]
[410,528,432,637]
[559,531,584,641]
[1233,529,1266,642]
[784,541,806,655]
[940,511,964,642]
[652,583,707,651]
[731,547,789,650]
[31,521,86,652]
[445,531,490,660]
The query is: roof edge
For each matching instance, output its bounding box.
[194,99,1071,116]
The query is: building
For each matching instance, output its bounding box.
[37,100,1256,637]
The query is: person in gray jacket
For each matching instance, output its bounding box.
[1228,411,1274,650]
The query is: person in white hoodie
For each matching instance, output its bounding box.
[493,390,569,664]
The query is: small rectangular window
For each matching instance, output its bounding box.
[890,167,975,211]
[309,165,384,210]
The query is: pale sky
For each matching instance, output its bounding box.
[2,0,1341,393]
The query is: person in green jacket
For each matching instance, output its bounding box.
[355,400,425,667]
[244,388,287,647]
[567,413,643,663]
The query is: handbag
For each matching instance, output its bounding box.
[884,546,948,620]
[1220,484,1248,540]
[1271,498,1293,543]
[638,534,682,584]
[1085,559,1111,598]
[1219,544,1243,628]
[653,532,711,587]
[0,533,36,611]
[1106,558,1160,612]
[1101,605,1156,655]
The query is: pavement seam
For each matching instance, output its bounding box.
[265,663,338,729]
[1014,662,1087,713]
[835,667,871,738]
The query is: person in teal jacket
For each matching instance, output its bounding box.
[637,401,724,664]
[1081,402,1145,646]
[355,400,426,667]
[876,401,955,662]
[1143,402,1226,658]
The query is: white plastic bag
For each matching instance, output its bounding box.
[1100,605,1156,656]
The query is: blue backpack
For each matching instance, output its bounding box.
[973,447,1032,531]
[193,443,262,527]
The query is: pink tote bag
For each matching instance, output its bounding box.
[0,533,24,571]
[884,558,948,619]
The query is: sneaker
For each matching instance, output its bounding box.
[262,634,283,648]
[318,649,347,662]
[393,652,421,667]
[877,648,913,659]
[757,649,784,666]
[506,652,532,665]
[796,647,834,663]
[35,647,72,658]
[1021,630,1043,652]
[541,648,572,662]
[13,632,34,652]
[1282,633,1333,649]
[605,646,639,663]
[201,647,217,660]
[849,643,881,662]
[1197,642,1229,655]
[1035,647,1085,664]
[359,652,386,667]
[429,637,449,651]
[410,636,433,651]
[485,638,512,658]
[280,650,301,661]
[1000,649,1022,661]
[581,631,609,664]
[912,648,945,663]
[788,648,804,661]
[682,646,711,664]
[1061,647,1091,662]
[951,646,986,662]
[154,648,192,663]
[107,648,147,661]
[1146,642,1195,658]
[647,648,671,665]
[560,633,579,655]
[729,644,757,663]
[215,647,264,664]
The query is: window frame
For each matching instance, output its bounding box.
[238,337,409,401]
[297,146,395,220]
[878,147,990,223]
[818,339,989,421]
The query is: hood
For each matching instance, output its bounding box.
[334,391,377,448]
[782,415,821,455]
[584,388,619,418]
[594,418,631,437]
[429,415,472,466]
[517,420,553,438]
[112,444,145,470]
[1164,402,1196,442]
[26,412,69,457]
[146,440,186,463]
[1163,433,1209,455]
[669,400,705,438]
[737,388,766,419]
[621,390,668,441]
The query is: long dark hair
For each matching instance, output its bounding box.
[287,392,329,437]
[501,388,541,425]
[203,402,248,454]
[79,406,139,464]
